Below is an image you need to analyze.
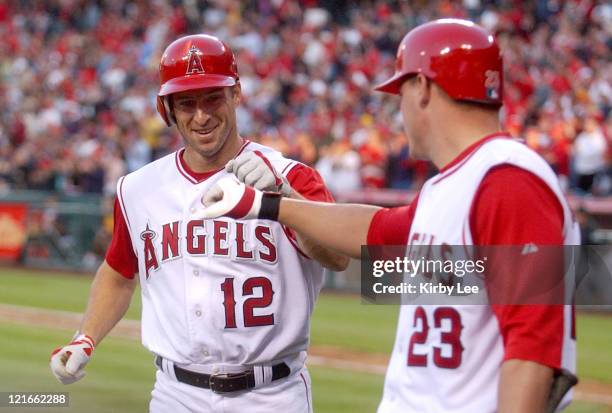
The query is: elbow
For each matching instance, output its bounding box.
[325,254,350,272]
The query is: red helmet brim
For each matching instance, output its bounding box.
[373,72,412,95]
[158,73,237,96]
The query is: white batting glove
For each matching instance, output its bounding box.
[50,334,95,384]
[196,177,282,220]
[225,151,293,196]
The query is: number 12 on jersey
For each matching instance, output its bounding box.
[220,277,275,328]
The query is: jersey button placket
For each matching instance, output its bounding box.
[183,194,209,360]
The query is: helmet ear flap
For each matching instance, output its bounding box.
[156,95,176,126]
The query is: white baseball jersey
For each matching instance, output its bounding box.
[375,134,579,413]
[110,141,326,369]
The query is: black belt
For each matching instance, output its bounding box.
[155,356,290,394]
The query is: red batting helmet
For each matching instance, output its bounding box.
[157,34,239,126]
[374,19,503,106]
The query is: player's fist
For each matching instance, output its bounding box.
[225,151,292,196]
[50,334,95,385]
[196,177,281,221]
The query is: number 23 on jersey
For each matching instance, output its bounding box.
[407,306,464,369]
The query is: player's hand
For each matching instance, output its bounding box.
[196,177,281,221]
[225,151,293,196]
[49,334,95,385]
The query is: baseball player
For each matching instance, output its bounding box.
[49,34,348,413]
[197,20,579,413]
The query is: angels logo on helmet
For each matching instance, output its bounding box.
[186,45,205,75]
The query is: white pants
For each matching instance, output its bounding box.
[150,366,313,413]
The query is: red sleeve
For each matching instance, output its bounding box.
[470,165,564,246]
[282,163,335,259]
[471,164,566,369]
[286,163,335,202]
[366,194,419,245]
[105,198,138,279]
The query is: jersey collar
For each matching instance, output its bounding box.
[433,132,512,184]
[438,132,511,173]
[175,139,251,184]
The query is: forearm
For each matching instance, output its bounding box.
[498,359,553,413]
[285,190,350,270]
[295,234,350,271]
[278,198,381,258]
[79,260,137,344]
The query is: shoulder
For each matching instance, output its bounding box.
[476,138,566,210]
[242,140,300,176]
[465,137,563,199]
[118,151,178,193]
[470,164,564,245]
[287,162,334,202]
[243,140,333,201]
[477,164,562,207]
[123,151,177,180]
[478,138,551,171]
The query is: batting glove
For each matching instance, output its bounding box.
[225,151,293,196]
[196,177,282,220]
[50,334,95,385]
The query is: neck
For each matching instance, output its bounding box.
[428,109,501,169]
[183,134,244,173]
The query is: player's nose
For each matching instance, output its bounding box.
[192,105,212,124]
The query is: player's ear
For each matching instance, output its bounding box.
[415,74,431,108]
[231,82,242,106]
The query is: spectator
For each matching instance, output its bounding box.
[573,117,608,193]
[316,141,361,194]
[386,133,412,189]
[0,0,609,198]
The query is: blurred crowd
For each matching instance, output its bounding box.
[0,0,610,198]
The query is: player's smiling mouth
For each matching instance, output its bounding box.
[192,124,218,137]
